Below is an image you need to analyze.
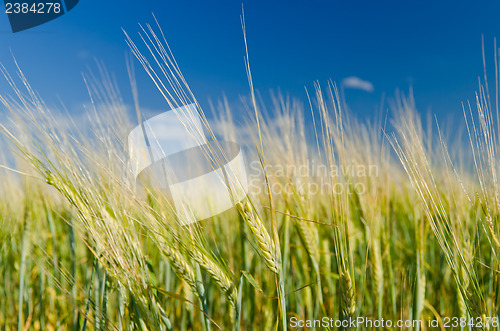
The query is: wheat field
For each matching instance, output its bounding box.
[1,22,500,331]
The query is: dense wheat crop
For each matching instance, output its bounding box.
[1,22,500,331]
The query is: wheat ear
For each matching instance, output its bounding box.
[237,201,280,274]
[189,246,237,308]
[340,271,356,323]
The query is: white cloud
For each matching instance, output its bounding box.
[341,76,374,92]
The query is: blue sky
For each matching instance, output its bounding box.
[0,0,499,121]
